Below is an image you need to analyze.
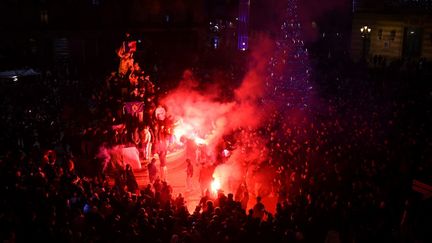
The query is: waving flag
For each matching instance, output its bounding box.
[128,41,137,52]
[124,102,144,115]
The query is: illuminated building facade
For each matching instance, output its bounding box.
[351,0,432,61]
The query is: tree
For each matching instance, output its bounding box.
[265,0,313,112]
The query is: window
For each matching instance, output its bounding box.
[378,29,383,40]
[390,30,396,41]
[403,27,422,58]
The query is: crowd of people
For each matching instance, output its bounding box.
[0,31,431,242]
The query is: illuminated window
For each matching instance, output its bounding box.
[390,30,396,41]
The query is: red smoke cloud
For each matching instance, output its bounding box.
[159,35,277,193]
[162,35,275,150]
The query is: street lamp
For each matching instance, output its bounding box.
[360,25,371,36]
[360,25,371,61]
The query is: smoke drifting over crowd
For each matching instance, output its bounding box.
[161,27,312,193]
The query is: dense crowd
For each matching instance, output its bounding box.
[1,34,431,242]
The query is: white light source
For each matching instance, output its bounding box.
[222,149,230,157]
[211,178,221,194]
[360,25,371,33]
[360,26,372,38]
[194,137,207,145]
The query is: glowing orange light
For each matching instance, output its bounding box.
[173,119,194,143]
[172,118,208,145]
[173,126,187,140]
[211,178,221,193]
[194,137,207,145]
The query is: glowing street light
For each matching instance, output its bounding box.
[360,25,372,61]
[360,25,371,37]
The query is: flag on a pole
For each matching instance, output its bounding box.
[122,40,137,53]
[128,41,137,52]
[124,102,144,116]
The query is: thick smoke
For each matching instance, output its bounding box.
[162,35,274,147]
[160,0,349,194]
[160,36,276,192]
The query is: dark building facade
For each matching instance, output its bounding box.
[351,0,432,61]
[0,0,205,71]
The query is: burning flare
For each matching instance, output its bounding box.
[173,118,208,146]
[194,137,207,145]
[211,177,221,194]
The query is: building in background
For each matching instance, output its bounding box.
[0,0,205,71]
[351,0,432,62]
[205,0,239,50]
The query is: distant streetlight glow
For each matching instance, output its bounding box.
[360,25,371,37]
[360,25,371,60]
